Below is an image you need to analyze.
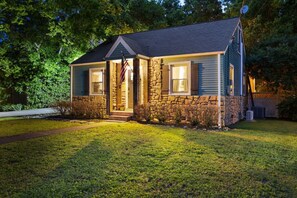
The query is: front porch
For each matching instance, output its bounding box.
[106,58,149,116]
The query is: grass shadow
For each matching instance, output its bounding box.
[182,129,297,196]
[18,139,112,197]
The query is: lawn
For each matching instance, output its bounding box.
[0,120,296,197]
[0,118,84,137]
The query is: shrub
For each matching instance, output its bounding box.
[68,99,105,119]
[156,105,168,124]
[201,107,218,128]
[134,103,152,123]
[0,104,23,112]
[185,105,200,127]
[173,105,182,125]
[278,96,297,121]
[52,101,72,116]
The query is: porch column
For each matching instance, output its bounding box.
[133,58,139,112]
[106,61,110,115]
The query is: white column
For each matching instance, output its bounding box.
[217,54,221,128]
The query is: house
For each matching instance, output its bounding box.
[70,17,246,126]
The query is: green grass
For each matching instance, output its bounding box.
[0,120,296,197]
[0,119,83,137]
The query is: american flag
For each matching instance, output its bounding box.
[120,54,129,84]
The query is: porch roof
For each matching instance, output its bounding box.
[72,17,239,65]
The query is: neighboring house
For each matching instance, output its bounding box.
[248,77,281,118]
[70,17,246,126]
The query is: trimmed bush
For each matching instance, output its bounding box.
[134,103,152,123]
[53,99,105,119]
[173,105,182,125]
[155,105,168,124]
[201,107,218,128]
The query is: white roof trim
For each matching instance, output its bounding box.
[70,61,106,66]
[105,36,136,58]
[155,51,224,59]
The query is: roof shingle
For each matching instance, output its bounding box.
[72,17,239,64]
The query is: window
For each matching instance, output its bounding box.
[229,64,234,96]
[89,68,104,95]
[169,62,190,95]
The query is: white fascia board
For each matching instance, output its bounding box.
[105,36,136,58]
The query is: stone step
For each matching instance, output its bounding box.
[108,115,132,122]
[110,111,133,117]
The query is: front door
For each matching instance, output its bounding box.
[127,69,133,109]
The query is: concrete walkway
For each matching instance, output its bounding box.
[0,108,57,118]
[0,122,111,145]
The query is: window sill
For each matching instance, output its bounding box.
[169,93,191,96]
[89,94,105,96]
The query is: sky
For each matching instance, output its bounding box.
[180,0,185,5]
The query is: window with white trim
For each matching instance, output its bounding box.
[169,62,191,95]
[229,64,234,96]
[89,68,104,95]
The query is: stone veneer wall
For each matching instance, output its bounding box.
[223,96,245,126]
[72,95,107,116]
[148,58,246,126]
[148,58,221,124]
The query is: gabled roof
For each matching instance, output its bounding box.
[72,17,240,65]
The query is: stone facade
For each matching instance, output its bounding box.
[223,96,245,126]
[72,58,245,126]
[148,58,245,126]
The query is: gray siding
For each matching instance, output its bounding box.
[223,26,242,96]
[198,56,219,95]
[163,55,220,96]
[73,64,105,96]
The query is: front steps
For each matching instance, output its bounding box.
[108,111,133,121]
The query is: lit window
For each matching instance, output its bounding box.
[170,62,190,94]
[89,68,104,95]
[229,64,234,96]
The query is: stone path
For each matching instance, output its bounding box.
[0,122,118,145]
[0,108,57,118]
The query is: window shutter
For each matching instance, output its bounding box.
[84,70,89,95]
[191,62,199,95]
[161,64,169,94]
[104,69,107,94]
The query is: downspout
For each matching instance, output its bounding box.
[217,54,221,128]
[240,42,243,96]
[70,66,73,102]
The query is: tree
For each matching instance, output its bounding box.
[183,0,223,24]
[247,35,297,93]
[161,0,185,26]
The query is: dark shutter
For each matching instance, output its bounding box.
[191,62,199,95]
[161,64,169,94]
[104,62,109,95]
[84,70,89,95]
